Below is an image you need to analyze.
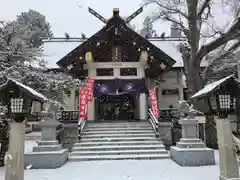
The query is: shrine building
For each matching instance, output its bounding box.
[43,8,207,121]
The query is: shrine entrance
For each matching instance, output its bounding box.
[97,94,136,121]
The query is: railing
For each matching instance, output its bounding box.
[59,110,79,123]
[77,117,87,140]
[148,108,160,138]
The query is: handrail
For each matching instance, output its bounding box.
[148,108,160,138]
[77,117,87,140]
[149,109,159,125]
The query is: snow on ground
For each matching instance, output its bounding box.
[0,140,222,180]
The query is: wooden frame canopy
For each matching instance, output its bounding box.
[56,8,176,79]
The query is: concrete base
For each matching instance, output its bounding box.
[220,176,240,180]
[170,146,215,166]
[24,149,68,169]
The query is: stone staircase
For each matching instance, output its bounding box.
[69,121,170,161]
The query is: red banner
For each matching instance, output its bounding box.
[86,78,95,101]
[149,87,159,118]
[79,88,88,118]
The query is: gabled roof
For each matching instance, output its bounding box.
[55,11,176,75]
[43,38,209,69]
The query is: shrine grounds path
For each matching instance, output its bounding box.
[0,141,223,180]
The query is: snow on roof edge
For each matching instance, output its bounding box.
[7,78,48,102]
[191,74,235,99]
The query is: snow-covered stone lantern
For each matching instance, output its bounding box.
[190,75,240,179]
[0,78,47,180]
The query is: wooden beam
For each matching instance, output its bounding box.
[85,52,94,69]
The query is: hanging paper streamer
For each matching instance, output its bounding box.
[149,87,159,119]
[86,78,95,101]
[79,88,88,118]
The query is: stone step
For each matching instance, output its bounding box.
[85,123,151,128]
[79,137,157,142]
[87,121,150,125]
[70,149,168,156]
[74,140,162,147]
[81,130,155,135]
[81,133,155,139]
[68,154,170,161]
[33,144,62,152]
[72,144,165,151]
[83,127,153,132]
[177,142,205,148]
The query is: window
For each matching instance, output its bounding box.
[120,68,137,76]
[96,68,113,76]
[162,89,179,96]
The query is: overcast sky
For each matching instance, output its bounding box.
[0,0,173,37]
[1,0,234,46]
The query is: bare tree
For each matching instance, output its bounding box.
[143,0,240,109]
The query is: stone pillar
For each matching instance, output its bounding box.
[24,112,68,169]
[5,118,25,180]
[139,93,147,120]
[170,113,215,166]
[216,118,240,180]
[87,68,96,121]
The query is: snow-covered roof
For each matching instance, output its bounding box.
[42,38,209,69]
[150,40,208,67]
[43,39,82,68]
[191,74,235,99]
[0,78,48,102]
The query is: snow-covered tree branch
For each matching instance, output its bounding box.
[143,0,240,104]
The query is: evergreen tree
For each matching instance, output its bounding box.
[7,9,53,48]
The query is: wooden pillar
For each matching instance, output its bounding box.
[139,93,147,120]
[86,52,96,121]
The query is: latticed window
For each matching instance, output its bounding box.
[216,93,235,117]
[10,98,24,113]
[218,94,231,109]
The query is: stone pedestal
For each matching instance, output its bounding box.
[217,118,240,180]
[170,115,215,166]
[24,112,68,169]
